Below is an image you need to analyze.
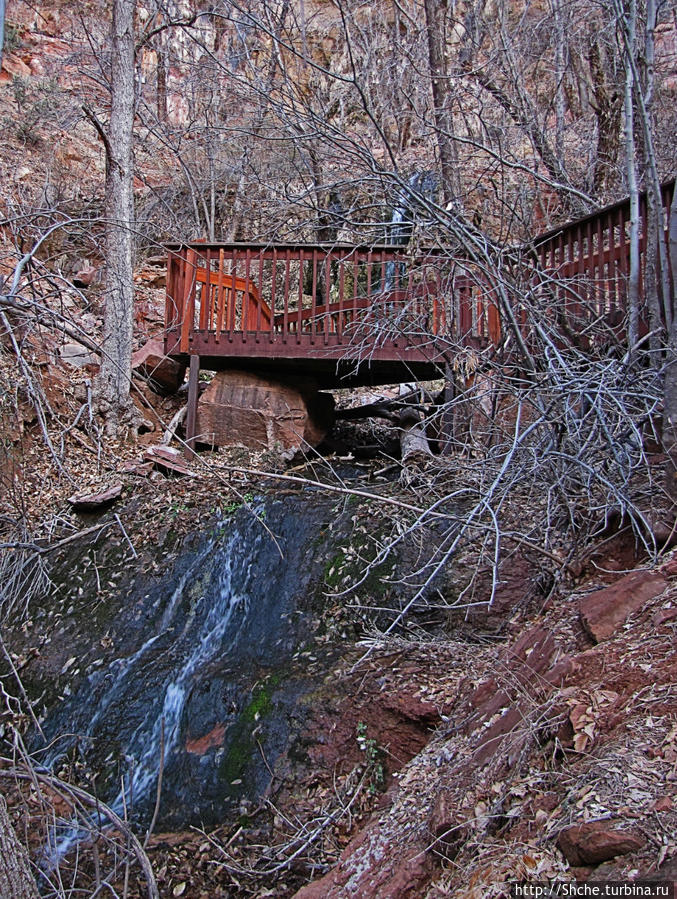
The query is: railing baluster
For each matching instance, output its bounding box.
[324,252,331,344]
[203,249,211,331]
[338,253,345,340]
[270,250,277,340]
[243,249,251,338]
[165,252,178,331]
[180,247,196,354]
[256,252,264,336]
[283,250,290,341]
[606,211,617,315]
[596,212,604,320]
[229,249,237,340]
[366,251,373,331]
[311,249,318,343]
[352,253,358,327]
[618,204,628,311]
[297,249,304,343]
[215,249,225,341]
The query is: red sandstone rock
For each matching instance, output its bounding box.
[2,53,31,77]
[133,267,166,288]
[472,707,524,765]
[67,483,122,511]
[653,607,677,627]
[131,338,186,394]
[429,791,470,860]
[578,570,668,642]
[72,264,99,288]
[186,724,225,755]
[660,555,677,576]
[557,822,645,866]
[501,626,557,684]
[143,446,195,477]
[293,816,432,899]
[196,370,334,454]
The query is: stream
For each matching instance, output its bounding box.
[33,492,342,831]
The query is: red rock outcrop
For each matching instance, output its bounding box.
[196,370,334,454]
[557,822,646,867]
[578,569,668,642]
[131,338,186,394]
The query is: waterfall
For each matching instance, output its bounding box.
[35,492,337,867]
[111,528,255,812]
[384,172,438,291]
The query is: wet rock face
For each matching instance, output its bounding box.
[28,494,341,828]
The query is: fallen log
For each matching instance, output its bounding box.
[399,407,433,465]
[335,387,427,423]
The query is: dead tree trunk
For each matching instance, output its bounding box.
[0,795,39,899]
[662,186,677,499]
[400,407,433,465]
[95,0,137,435]
[423,0,461,207]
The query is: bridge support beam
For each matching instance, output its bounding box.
[185,354,200,458]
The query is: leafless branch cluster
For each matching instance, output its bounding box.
[202,762,375,885]
[325,288,664,636]
[0,760,159,898]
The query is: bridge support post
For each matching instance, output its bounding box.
[185,354,200,458]
[440,363,455,455]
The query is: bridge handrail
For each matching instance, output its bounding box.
[163,178,674,361]
[164,242,501,356]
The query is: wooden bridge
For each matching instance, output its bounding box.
[164,180,674,449]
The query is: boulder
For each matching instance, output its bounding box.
[195,370,334,454]
[557,822,645,866]
[72,263,99,288]
[59,342,98,368]
[578,570,668,642]
[131,338,186,394]
[67,484,122,511]
[143,445,195,477]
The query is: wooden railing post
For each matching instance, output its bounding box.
[185,354,200,458]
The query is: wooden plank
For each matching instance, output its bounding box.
[185,354,200,458]
[171,327,457,363]
[216,249,225,341]
[180,249,197,354]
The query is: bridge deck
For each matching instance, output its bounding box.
[164,242,499,389]
[163,180,674,450]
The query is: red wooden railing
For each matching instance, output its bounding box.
[164,180,674,366]
[164,242,502,361]
[531,179,675,336]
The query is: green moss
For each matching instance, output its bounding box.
[323,553,346,588]
[219,675,281,791]
[220,734,250,785]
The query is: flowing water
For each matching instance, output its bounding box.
[36,493,339,835]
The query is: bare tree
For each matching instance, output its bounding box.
[423,0,462,206]
[0,796,39,899]
[88,0,138,435]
